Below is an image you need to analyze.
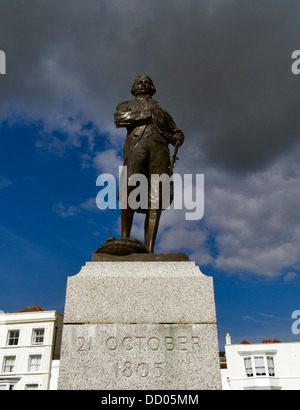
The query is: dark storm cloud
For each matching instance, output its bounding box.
[146,0,300,174]
[1,0,300,172]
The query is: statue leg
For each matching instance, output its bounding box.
[120,145,146,239]
[121,208,134,238]
[144,209,161,253]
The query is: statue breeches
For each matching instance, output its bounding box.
[123,137,172,212]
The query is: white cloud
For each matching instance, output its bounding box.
[93,149,123,177]
[198,146,300,277]
[52,202,78,217]
[53,196,98,217]
[152,142,300,278]
[284,272,298,282]
[80,197,98,211]
[34,115,97,157]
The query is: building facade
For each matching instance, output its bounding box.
[223,332,300,390]
[0,306,63,390]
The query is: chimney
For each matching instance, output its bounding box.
[226,332,231,345]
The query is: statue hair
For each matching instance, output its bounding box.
[131,75,156,97]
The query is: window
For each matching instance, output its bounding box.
[28,355,42,372]
[244,357,253,377]
[6,330,20,346]
[25,384,39,390]
[254,356,266,376]
[0,384,15,390]
[2,356,16,373]
[243,355,276,378]
[31,329,45,345]
[267,356,275,376]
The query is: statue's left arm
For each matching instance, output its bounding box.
[163,110,185,147]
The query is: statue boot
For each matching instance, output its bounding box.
[144,209,161,253]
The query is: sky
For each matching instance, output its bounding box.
[1,0,300,349]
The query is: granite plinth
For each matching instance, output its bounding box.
[58,323,220,390]
[63,260,216,324]
[58,257,222,390]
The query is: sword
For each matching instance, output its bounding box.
[169,141,180,177]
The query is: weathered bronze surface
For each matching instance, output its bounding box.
[92,252,189,262]
[95,237,148,256]
[114,75,185,253]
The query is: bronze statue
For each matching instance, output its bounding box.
[114,75,184,253]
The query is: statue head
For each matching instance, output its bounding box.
[131,75,156,97]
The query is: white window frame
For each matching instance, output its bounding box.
[27,354,43,373]
[0,383,9,390]
[31,328,45,345]
[1,355,17,374]
[244,357,253,377]
[240,351,277,378]
[267,355,276,377]
[6,329,20,346]
[24,383,40,390]
[0,383,15,390]
[0,376,20,390]
[254,356,266,376]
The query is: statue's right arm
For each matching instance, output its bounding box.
[114,101,151,128]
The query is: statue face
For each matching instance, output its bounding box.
[135,77,153,95]
[132,75,155,96]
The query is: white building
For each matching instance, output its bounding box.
[0,306,63,390]
[222,332,300,390]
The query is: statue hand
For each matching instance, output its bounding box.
[171,131,184,147]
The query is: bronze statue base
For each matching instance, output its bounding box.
[95,237,148,256]
[92,252,189,262]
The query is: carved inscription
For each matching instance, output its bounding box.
[75,331,201,379]
[76,334,200,352]
[76,336,92,352]
[105,335,200,351]
[115,361,166,378]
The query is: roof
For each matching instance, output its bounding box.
[15,305,44,313]
[239,338,282,345]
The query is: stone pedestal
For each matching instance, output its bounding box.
[58,255,222,390]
